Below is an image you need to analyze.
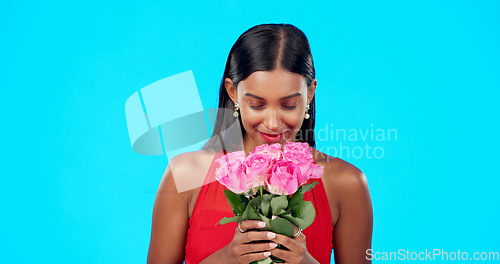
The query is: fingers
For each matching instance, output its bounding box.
[238,251,272,263]
[233,220,309,263]
[231,221,277,262]
[236,228,277,245]
[265,232,306,264]
[238,241,278,255]
[270,245,306,263]
[291,222,301,237]
[237,220,266,233]
[235,220,278,246]
[266,230,306,256]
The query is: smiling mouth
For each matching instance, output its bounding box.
[258,131,285,142]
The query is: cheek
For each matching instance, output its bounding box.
[282,114,304,128]
[239,109,260,126]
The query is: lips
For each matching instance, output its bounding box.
[258,131,284,143]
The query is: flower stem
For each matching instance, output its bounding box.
[260,185,263,200]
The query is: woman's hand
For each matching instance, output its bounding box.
[222,220,319,264]
[267,222,319,264]
[222,220,278,264]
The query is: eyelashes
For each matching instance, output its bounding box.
[249,105,297,110]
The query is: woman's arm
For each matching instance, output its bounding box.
[332,167,373,264]
[147,155,191,264]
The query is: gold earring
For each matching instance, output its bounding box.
[233,102,240,117]
[304,104,310,119]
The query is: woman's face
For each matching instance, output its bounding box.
[225,68,316,152]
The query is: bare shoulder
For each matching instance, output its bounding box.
[164,150,218,194]
[167,150,214,175]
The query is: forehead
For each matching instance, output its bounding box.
[237,69,307,99]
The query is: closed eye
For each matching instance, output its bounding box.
[249,105,297,110]
[249,105,265,110]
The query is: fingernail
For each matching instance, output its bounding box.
[258,221,266,227]
[263,252,271,257]
[267,232,276,239]
[269,242,277,248]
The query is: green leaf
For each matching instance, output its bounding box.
[217,216,241,226]
[269,216,294,237]
[271,195,288,215]
[238,193,249,207]
[261,194,273,217]
[249,195,262,206]
[223,190,247,216]
[257,213,273,232]
[292,200,316,229]
[248,204,260,220]
[288,192,304,211]
[298,182,318,195]
[241,204,250,220]
[287,182,318,213]
[292,200,310,216]
[241,196,262,221]
[280,213,305,230]
[250,257,273,264]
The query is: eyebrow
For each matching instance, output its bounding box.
[244,92,302,100]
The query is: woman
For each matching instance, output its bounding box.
[147,23,373,264]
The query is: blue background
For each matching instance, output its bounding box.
[1,0,499,263]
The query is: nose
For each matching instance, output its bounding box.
[264,108,282,131]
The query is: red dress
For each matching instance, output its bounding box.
[185,152,333,263]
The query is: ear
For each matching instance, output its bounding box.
[224,78,238,104]
[307,79,317,105]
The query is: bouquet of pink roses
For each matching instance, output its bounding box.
[215,141,324,264]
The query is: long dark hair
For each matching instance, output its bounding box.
[202,23,316,153]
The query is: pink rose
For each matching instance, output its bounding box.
[283,141,314,175]
[266,160,300,195]
[251,143,283,161]
[283,141,324,185]
[215,151,250,193]
[283,141,313,161]
[298,163,324,185]
[244,152,273,188]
